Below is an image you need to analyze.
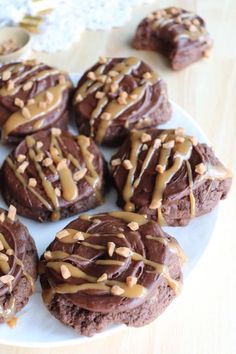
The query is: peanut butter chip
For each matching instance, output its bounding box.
[99,56,107,64]
[175,136,185,143]
[7,205,17,222]
[111,285,125,296]
[0,253,8,261]
[17,161,29,174]
[141,133,151,143]
[126,276,138,288]
[28,98,35,106]
[175,127,185,136]
[28,178,37,188]
[73,232,84,241]
[35,152,44,162]
[14,97,24,108]
[107,242,115,257]
[43,158,53,167]
[7,80,14,90]
[123,159,133,170]
[2,70,11,81]
[55,188,61,197]
[76,94,83,102]
[95,91,105,99]
[195,163,206,175]
[17,154,26,163]
[22,107,31,119]
[111,158,121,167]
[36,141,43,149]
[143,72,152,80]
[0,213,5,223]
[97,273,108,282]
[163,140,175,149]
[108,70,119,77]
[115,247,131,258]
[97,75,107,83]
[57,159,67,171]
[56,230,70,239]
[44,251,52,260]
[23,81,33,91]
[0,240,4,251]
[6,249,14,256]
[153,138,161,149]
[127,221,139,231]
[110,82,119,93]
[60,264,71,279]
[73,168,87,182]
[51,127,61,136]
[0,275,14,284]
[87,71,96,81]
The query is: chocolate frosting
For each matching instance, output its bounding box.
[1,129,106,222]
[40,211,184,314]
[73,57,171,145]
[133,7,213,70]
[0,60,72,143]
[110,129,232,226]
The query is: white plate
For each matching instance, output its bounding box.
[0,74,217,347]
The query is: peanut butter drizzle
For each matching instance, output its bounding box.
[108,211,148,225]
[95,260,125,266]
[0,66,59,96]
[186,160,195,217]
[2,82,68,140]
[77,135,101,201]
[0,297,16,322]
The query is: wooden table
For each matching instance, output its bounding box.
[1,0,236,353]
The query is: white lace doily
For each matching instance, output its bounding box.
[0,0,153,52]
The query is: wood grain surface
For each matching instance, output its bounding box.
[1,0,235,353]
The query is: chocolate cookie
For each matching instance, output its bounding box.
[110,128,232,226]
[1,128,107,222]
[0,205,37,324]
[0,60,72,143]
[133,7,213,70]
[39,211,184,336]
[73,57,171,145]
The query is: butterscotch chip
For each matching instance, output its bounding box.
[87,71,96,81]
[143,72,152,80]
[39,101,47,109]
[76,94,83,102]
[97,273,108,282]
[120,92,128,98]
[28,98,35,106]
[36,141,43,149]
[17,154,26,163]
[0,213,5,223]
[23,81,33,91]
[2,70,11,81]
[101,112,111,120]
[55,188,61,197]
[117,233,125,239]
[17,161,29,174]
[163,140,175,149]
[153,138,161,149]
[99,56,107,64]
[0,253,8,261]
[175,136,185,143]
[7,80,14,90]
[141,133,151,143]
[0,240,3,251]
[0,275,14,284]
[6,249,14,256]
[22,107,31,119]
[73,167,87,182]
[126,276,138,288]
[115,247,131,258]
[14,97,24,108]
[28,178,37,188]
[51,127,61,136]
[108,70,119,77]
[117,96,127,105]
[123,159,133,170]
[195,163,206,175]
[45,90,53,103]
[56,230,70,239]
[7,205,17,222]
[110,82,119,93]
[43,157,53,167]
[95,91,105,99]
[111,158,121,167]
[44,251,52,260]
[106,77,112,84]
[35,152,44,162]
[111,285,125,296]
[189,136,198,146]
[156,164,164,173]
[73,231,85,241]
[60,264,71,279]
[175,127,185,136]
[107,241,115,257]
[127,221,139,231]
[57,159,67,171]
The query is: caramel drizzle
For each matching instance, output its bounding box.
[75,57,159,143]
[2,82,69,140]
[6,133,99,221]
[0,231,35,321]
[43,212,182,302]
[150,9,206,42]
